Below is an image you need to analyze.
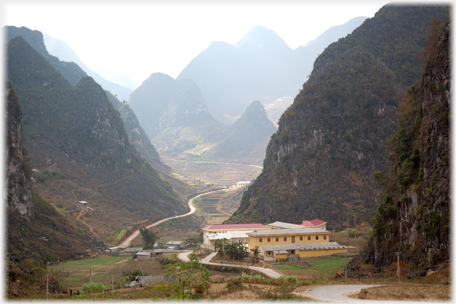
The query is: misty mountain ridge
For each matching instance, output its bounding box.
[177,18,367,122]
[43,33,134,100]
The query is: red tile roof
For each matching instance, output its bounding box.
[301,219,326,226]
[203,223,267,230]
[301,221,314,226]
[310,219,326,225]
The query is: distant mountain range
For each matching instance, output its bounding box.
[128,73,276,165]
[177,17,366,122]
[43,34,135,101]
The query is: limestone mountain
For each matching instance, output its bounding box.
[128,72,223,157]
[6,26,87,86]
[7,35,189,246]
[43,34,133,101]
[363,18,450,267]
[6,79,105,293]
[177,19,367,122]
[228,5,448,229]
[207,101,277,165]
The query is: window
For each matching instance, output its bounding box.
[260,238,262,243]
[300,236,303,241]
[292,236,295,243]
[276,237,279,242]
[324,235,327,240]
[316,236,319,240]
[308,236,311,241]
[268,238,270,242]
[284,237,287,242]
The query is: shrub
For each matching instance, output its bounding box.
[82,282,106,294]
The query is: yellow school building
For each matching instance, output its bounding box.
[247,228,347,259]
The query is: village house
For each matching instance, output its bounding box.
[236,181,250,188]
[247,228,347,260]
[165,241,187,249]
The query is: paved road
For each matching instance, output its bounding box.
[177,251,281,278]
[303,284,388,303]
[119,189,227,247]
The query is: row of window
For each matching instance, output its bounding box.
[259,235,326,243]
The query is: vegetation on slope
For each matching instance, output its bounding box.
[363,18,450,267]
[7,35,188,246]
[229,5,448,229]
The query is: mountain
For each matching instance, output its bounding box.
[177,26,305,120]
[6,79,105,296]
[207,100,277,165]
[43,33,133,101]
[6,26,87,86]
[177,18,366,122]
[128,73,223,157]
[7,34,189,247]
[228,5,448,229]
[362,18,450,268]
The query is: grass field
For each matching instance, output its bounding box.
[306,257,351,277]
[273,265,303,270]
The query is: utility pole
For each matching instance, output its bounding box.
[345,251,348,279]
[396,252,401,280]
[112,275,114,291]
[354,213,357,239]
[90,268,92,284]
[347,213,349,242]
[47,274,49,301]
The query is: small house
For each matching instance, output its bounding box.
[166,241,187,249]
[136,251,151,260]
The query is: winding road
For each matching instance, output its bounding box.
[178,251,282,279]
[302,284,385,302]
[119,189,227,247]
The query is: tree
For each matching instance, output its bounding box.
[214,238,227,257]
[139,227,158,249]
[250,246,260,264]
[165,254,209,297]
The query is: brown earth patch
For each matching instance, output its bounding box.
[350,284,450,301]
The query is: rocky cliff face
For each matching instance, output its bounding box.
[6,80,33,222]
[228,5,448,229]
[365,19,450,267]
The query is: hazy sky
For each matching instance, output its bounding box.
[3,0,437,87]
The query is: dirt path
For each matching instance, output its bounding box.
[302,285,383,302]
[119,189,227,247]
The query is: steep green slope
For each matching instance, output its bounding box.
[7,36,188,245]
[363,19,450,267]
[228,5,448,229]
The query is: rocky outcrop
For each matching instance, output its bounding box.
[365,19,450,267]
[6,80,33,222]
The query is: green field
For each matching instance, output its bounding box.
[306,257,351,276]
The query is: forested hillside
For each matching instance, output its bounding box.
[363,18,450,267]
[228,5,448,229]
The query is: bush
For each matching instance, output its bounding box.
[82,282,106,294]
